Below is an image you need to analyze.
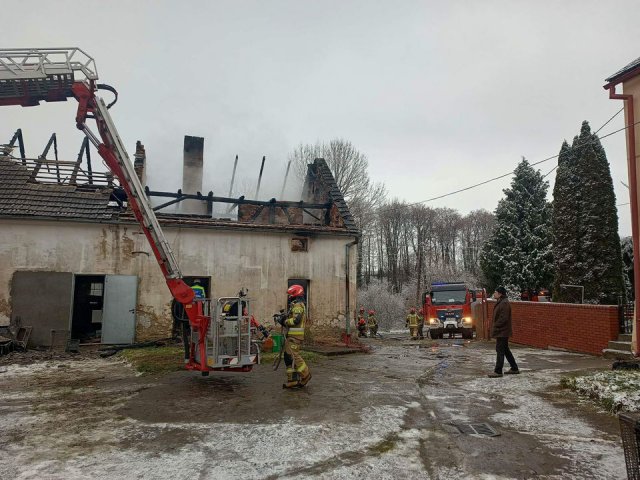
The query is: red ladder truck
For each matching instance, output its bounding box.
[0,48,258,375]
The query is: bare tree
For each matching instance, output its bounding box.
[289,138,386,225]
[459,210,496,274]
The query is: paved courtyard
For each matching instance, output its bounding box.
[0,339,626,479]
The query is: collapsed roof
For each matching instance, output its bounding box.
[0,145,359,236]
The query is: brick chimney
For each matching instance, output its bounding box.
[182,135,207,215]
[133,140,146,186]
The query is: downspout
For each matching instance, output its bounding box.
[345,237,358,344]
[609,85,640,356]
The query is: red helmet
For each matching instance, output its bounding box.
[287,284,304,298]
[368,310,375,315]
[410,307,416,313]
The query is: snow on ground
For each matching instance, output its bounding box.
[461,349,626,480]
[563,370,640,413]
[0,358,419,480]
[0,344,630,479]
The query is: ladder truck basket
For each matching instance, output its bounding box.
[192,296,257,370]
[0,48,97,106]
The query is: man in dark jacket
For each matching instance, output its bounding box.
[488,286,519,378]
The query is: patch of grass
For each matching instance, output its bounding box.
[260,350,321,364]
[119,346,320,374]
[366,434,398,455]
[119,346,184,375]
[561,369,640,414]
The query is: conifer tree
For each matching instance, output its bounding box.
[573,121,625,303]
[552,141,580,301]
[481,158,553,294]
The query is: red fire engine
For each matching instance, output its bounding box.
[423,282,477,339]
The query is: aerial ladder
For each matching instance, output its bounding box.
[0,48,259,374]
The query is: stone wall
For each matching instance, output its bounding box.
[0,218,357,342]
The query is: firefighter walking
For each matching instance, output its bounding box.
[367,310,378,337]
[406,308,420,340]
[417,309,425,340]
[278,285,311,388]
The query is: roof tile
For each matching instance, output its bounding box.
[0,155,116,220]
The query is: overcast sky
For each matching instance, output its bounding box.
[3,1,640,234]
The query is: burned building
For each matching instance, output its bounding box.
[0,132,359,347]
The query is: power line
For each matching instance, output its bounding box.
[405,114,638,207]
[543,165,558,179]
[594,107,624,134]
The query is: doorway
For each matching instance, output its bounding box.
[171,276,211,336]
[71,275,105,343]
[287,279,309,310]
[72,274,137,344]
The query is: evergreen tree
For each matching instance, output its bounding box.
[552,141,580,301]
[551,121,625,304]
[480,158,553,294]
[573,121,625,304]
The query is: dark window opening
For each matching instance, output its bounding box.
[291,237,308,252]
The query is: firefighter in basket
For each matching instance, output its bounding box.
[275,285,311,388]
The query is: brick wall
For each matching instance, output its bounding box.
[486,300,619,356]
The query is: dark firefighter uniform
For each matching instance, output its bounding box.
[282,285,311,388]
[367,311,378,337]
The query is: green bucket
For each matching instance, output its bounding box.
[271,334,285,353]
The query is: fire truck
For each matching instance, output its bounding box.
[423,282,476,339]
[0,48,259,375]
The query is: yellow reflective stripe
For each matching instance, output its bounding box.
[296,362,307,372]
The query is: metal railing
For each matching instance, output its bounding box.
[619,303,634,335]
[0,48,97,81]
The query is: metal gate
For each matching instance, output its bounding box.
[101,275,137,344]
[619,303,634,334]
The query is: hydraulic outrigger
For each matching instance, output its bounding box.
[0,48,258,374]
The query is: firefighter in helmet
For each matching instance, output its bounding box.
[191,279,206,299]
[357,306,367,337]
[406,307,420,340]
[277,284,311,388]
[367,309,378,337]
[417,307,425,340]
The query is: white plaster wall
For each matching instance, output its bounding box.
[0,218,357,339]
